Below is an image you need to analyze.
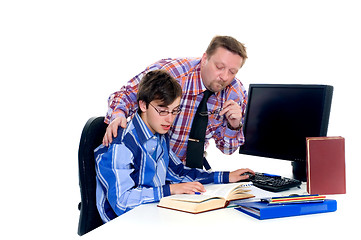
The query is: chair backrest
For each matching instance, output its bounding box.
[78,116,107,236]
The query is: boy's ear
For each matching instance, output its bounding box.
[138,100,147,113]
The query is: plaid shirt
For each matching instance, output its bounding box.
[105,58,247,162]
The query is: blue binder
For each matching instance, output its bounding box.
[235,199,337,220]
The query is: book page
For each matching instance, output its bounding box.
[161,182,252,203]
[204,182,252,199]
[231,185,281,205]
[163,194,222,203]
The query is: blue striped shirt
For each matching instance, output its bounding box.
[95,113,230,223]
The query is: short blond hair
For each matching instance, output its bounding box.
[205,35,247,67]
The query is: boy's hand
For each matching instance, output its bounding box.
[229,168,255,183]
[103,116,127,146]
[170,182,206,195]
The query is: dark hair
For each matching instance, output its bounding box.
[205,35,248,67]
[137,70,182,113]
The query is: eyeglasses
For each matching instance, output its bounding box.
[199,108,222,116]
[149,103,182,116]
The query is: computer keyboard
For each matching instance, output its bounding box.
[245,172,302,192]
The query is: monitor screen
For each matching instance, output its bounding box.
[239,84,333,162]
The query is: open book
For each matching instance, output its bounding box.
[158,182,254,213]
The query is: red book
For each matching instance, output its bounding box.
[306,136,346,194]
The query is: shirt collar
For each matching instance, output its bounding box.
[192,62,208,96]
[132,112,159,145]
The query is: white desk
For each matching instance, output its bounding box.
[84,149,358,239]
[84,183,357,240]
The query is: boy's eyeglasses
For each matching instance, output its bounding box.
[149,103,182,116]
[199,108,222,116]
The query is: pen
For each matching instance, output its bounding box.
[194,192,201,195]
[261,194,326,204]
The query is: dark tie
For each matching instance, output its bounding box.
[186,90,213,169]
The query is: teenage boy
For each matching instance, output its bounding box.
[95,70,254,223]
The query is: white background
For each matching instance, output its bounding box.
[1,0,360,238]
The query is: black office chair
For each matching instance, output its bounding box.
[77,116,107,236]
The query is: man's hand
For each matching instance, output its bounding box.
[169,182,206,195]
[219,100,243,130]
[229,168,255,183]
[102,117,127,146]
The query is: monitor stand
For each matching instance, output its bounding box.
[292,161,307,182]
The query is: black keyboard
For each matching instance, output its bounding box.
[245,172,302,192]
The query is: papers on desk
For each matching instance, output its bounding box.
[230,185,281,206]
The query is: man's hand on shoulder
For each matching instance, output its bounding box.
[102,117,127,146]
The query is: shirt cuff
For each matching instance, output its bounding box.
[214,171,230,183]
[162,184,171,197]
[110,110,126,122]
[153,185,171,201]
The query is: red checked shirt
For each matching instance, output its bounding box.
[105,58,248,163]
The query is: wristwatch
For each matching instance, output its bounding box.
[227,121,243,131]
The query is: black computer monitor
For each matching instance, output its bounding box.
[239,84,333,181]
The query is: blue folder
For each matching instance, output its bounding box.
[235,199,337,220]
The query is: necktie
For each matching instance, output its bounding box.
[186,90,213,169]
